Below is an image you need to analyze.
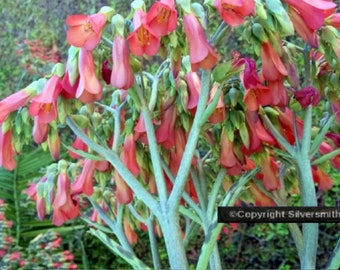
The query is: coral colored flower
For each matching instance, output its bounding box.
[288,8,319,48]
[208,83,225,123]
[319,142,340,169]
[243,84,272,111]
[294,86,320,108]
[146,0,178,36]
[261,42,288,82]
[33,116,49,143]
[285,0,336,30]
[267,80,289,107]
[76,48,103,103]
[123,218,138,244]
[68,135,88,159]
[71,159,96,196]
[0,88,35,123]
[249,182,276,206]
[183,13,218,71]
[257,155,281,191]
[61,69,79,99]
[110,36,135,90]
[113,170,133,204]
[101,60,112,85]
[0,128,16,171]
[312,167,333,190]
[52,172,80,226]
[28,75,62,124]
[213,0,255,27]
[128,10,161,56]
[66,13,106,50]
[326,13,340,28]
[156,101,177,149]
[184,71,201,111]
[277,108,303,144]
[121,134,140,177]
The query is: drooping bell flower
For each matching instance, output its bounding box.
[312,166,333,190]
[233,57,260,89]
[256,155,281,191]
[61,47,80,98]
[249,182,276,206]
[113,170,133,204]
[277,108,304,144]
[219,128,243,175]
[66,13,107,50]
[208,83,225,123]
[76,48,103,103]
[0,128,16,171]
[123,218,138,244]
[213,0,255,27]
[0,88,36,123]
[146,0,178,37]
[294,86,320,108]
[267,80,289,107]
[261,42,288,82]
[184,71,201,111]
[183,12,218,71]
[155,100,177,149]
[71,159,96,196]
[28,75,62,124]
[52,172,80,226]
[243,84,273,111]
[121,134,140,177]
[110,36,135,90]
[285,0,336,31]
[134,114,148,144]
[128,10,161,56]
[319,142,340,169]
[101,60,112,85]
[33,116,49,144]
[288,7,319,48]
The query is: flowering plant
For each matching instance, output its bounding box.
[2,0,340,268]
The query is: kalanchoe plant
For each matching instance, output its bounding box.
[3,0,340,269]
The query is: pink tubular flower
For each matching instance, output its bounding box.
[76,48,103,103]
[288,7,319,48]
[128,10,161,56]
[294,86,320,108]
[110,36,135,89]
[28,75,62,123]
[261,42,288,82]
[213,0,255,27]
[183,13,218,71]
[0,88,35,123]
[326,13,340,28]
[257,155,281,191]
[33,116,49,143]
[156,101,177,149]
[146,0,178,36]
[66,13,106,50]
[184,71,201,111]
[121,134,140,177]
[0,128,16,171]
[71,159,96,196]
[312,167,333,190]
[52,172,80,226]
[68,134,88,159]
[114,170,133,204]
[285,0,336,30]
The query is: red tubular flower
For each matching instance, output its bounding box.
[156,101,177,149]
[183,13,218,71]
[208,83,225,123]
[312,167,333,190]
[243,84,272,111]
[128,10,161,56]
[319,142,340,169]
[52,172,80,226]
[28,75,62,123]
[261,42,288,82]
[66,13,106,50]
[257,155,281,191]
[0,88,35,123]
[71,159,96,196]
[184,71,201,111]
[110,36,135,90]
[249,182,276,206]
[213,0,255,27]
[294,86,320,108]
[33,116,49,143]
[0,128,16,171]
[123,218,138,244]
[285,0,336,30]
[234,57,260,89]
[326,13,340,28]
[68,134,88,159]
[76,48,103,103]
[113,170,133,204]
[146,0,178,37]
[121,134,140,177]
[277,108,303,144]
[288,8,319,48]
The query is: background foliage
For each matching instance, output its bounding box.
[1,0,340,269]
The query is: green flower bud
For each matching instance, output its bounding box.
[252,23,268,43]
